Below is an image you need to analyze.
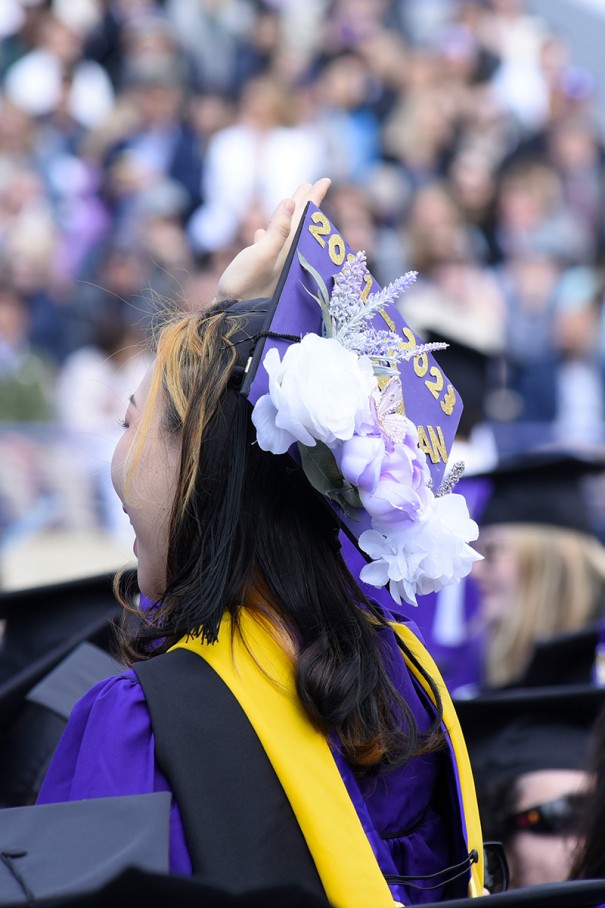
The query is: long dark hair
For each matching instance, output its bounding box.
[116,301,444,769]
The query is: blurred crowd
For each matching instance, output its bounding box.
[6,3,605,897]
[0,0,604,540]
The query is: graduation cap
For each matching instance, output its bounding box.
[454,685,605,895]
[518,623,605,688]
[0,573,124,807]
[4,864,605,908]
[476,448,605,537]
[0,792,171,905]
[0,572,120,686]
[223,203,475,613]
[236,202,463,488]
[453,684,605,788]
[423,329,495,438]
[0,641,123,806]
[396,283,504,441]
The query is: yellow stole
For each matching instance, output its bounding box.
[172,612,484,906]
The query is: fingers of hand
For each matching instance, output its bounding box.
[309,177,332,208]
[264,197,296,245]
[288,178,332,235]
[290,178,331,210]
[254,178,333,263]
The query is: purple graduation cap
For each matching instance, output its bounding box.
[237,202,480,612]
[242,202,463,484]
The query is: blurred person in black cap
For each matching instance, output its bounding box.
[33,179,487,904]
[472,450,605,688]
[455,685,604,890]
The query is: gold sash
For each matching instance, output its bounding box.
[172,612,484,905]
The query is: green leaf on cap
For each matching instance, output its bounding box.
[298,441,362,520]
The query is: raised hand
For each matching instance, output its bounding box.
[216,178,331,302]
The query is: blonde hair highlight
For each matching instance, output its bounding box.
[122,311,239,509]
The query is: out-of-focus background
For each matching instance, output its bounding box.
[1,0,605,590]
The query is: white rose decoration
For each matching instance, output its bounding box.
[358,492,482,606]
[252,335,377,455]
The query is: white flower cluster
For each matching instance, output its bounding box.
[252,335,376,453]
[251,254,481,606]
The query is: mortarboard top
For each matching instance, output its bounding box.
[229,202,463,576]
[0,572,118,621]
[238,202,464,484]
[24,641,122,719]
[0,576,122,803]
[0,793,171,905]
[0,866,331,908]
[475,447,605,536]
[518,623,604,689]
[0,572,120,687]
[453,684,605,786]
[0,604,118,735]
[0,642,123,806]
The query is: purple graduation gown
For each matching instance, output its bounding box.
[38,622,468,904]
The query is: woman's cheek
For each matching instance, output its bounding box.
[111,436,128,501]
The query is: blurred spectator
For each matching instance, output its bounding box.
[55,291,150,541]
[447,148,500,261]
[165,0,257,96]
[553,264,604,444]
[456,685,601,889]
[493,158,591,264]
[117,11,192,91]
[102,58,203,230]
[312,52,381,184]
[496,246,564,423]
[0,283,54,422]
[381,50,456,189]
[0,2,50,77]
[4,11,114,130]
[188,74,326,254]
[400,180,486,272]
[570,699,605,881]
[472,453,605,688]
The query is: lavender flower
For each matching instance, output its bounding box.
[346,328,447,368]
[329,251,418,349]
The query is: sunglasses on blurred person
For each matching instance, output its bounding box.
[506,793,587,836]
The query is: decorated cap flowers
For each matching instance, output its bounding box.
[240,204,481,608]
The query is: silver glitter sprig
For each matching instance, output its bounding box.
[435,461,466,497]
